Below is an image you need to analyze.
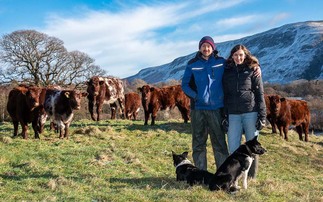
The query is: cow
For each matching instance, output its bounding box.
[44,89,88,139]
[264,94,277,133]
[138,84,190,125]
[38,85,62,133]
[7,86,43,139]
[124,92,141,120]
[86,76,125,121]
[269,95,310,141]
[288,99,311,141]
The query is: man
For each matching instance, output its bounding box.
[181,36,229,170]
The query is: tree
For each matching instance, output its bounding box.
[52,50,105,86]
[0,30,105,86]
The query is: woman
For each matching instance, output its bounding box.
[222,44,266,178]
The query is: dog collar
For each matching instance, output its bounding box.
[175,159,193,169]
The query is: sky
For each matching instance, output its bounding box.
[0,0,322,79]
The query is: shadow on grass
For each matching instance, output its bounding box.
[71,120,192,134]
[109,176,192,190]
[0,172,59,181]
[125,122,191,134]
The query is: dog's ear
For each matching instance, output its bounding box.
[182,152,188,158]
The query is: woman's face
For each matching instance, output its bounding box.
[232,49,245,65]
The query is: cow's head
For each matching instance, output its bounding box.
[24,87,42,111]
[64,90,88,110]
[138,85,154,102]
[269,95,285,115]
[86,76,104,97]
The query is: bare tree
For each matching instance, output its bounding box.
[0,30,105,85]
[53,50,105,86]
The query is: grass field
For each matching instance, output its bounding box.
[0,119,322,202]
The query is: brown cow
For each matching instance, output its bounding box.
[138,84,190,125]
[86,76,125,121]
[288,99,311,141]
[269,95,310,141]
[7,86,43,139]
[264,94,277,133]
[44,89,88,139]
[124,92,141,120]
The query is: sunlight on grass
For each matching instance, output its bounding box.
[0,120,322,201]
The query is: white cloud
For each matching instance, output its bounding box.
[216,15,263,30]
[269,12,290,26]
[41,0,264,78]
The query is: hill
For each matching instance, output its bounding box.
[126,21,323,84]
[0,119,322,201]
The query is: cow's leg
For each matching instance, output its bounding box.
[96,102,102,121]
[296,125,303,141]
[272,123,277,134]
[301,122,309,142]
[151,115,156,125]
[109,103,117,119]
[283,126,289,141]
[88,100,96,121]
[144,111,149,125]
[59,122,65,139]
[64,123,70,139]
[20,122,28,139]
[38,113,47,134]
[118,98,125,119]
[133,112,138,120]
[278,125,283,137]
[13,121,19,137]
[151,109,159,125]
[125,109,130,120]
[177,105,189,123]
[268,117,277,133]
[32,119,40,139]
[50,121,57,132]
[303,122,309,142]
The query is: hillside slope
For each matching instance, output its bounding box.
[126,21,323,84]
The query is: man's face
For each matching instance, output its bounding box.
[199,42,213,59]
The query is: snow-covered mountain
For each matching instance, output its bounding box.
[126,21,323,84]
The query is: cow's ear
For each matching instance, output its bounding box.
[82,92,88,97]
[280,97,286,102]
[86,81,90,85]
[99,81,105,85]
[65,92,70,98]
[150,87,155,91]
[137,87,142,92]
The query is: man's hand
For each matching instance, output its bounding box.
[222,118,229,133]
[254,66,262,77]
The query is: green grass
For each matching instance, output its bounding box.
[0,119,322,202]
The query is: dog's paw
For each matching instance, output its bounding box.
[229,186,240,194]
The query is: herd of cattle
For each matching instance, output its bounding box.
[6,76,311,142]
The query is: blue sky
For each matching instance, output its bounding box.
[0,0,322,78]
